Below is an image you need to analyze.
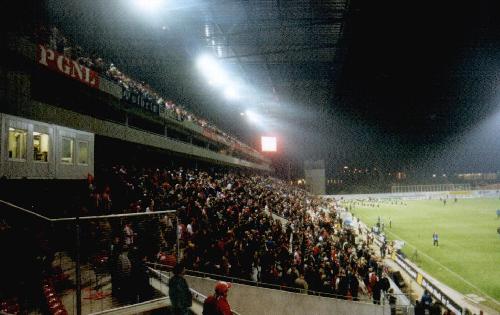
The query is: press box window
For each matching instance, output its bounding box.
[78,141,89,165]
[61,137,74,164]
[33,132,49,162]
[8,127,27,160]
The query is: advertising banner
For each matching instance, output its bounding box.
[36,44,100,88]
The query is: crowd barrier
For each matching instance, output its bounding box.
[391,254,462,314]
[149,267,241,315]
[361,221,464,314]
[176,271,390,315]
[121,87,159,115]
[0,199,178,315]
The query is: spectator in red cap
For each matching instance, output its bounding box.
[203,281,232,315]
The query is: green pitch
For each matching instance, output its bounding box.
[345,197,500,312]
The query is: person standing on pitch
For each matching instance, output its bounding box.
[432,232,439,246]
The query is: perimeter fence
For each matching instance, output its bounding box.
[0,199,177,315]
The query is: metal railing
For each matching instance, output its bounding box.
[0,199,179,315]
[147,262,412,307]
[0,199,176,222]
[360,220,463,314]
[149,268,242,315]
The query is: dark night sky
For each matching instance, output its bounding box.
[330,0,500,174]
[35,0,500,175]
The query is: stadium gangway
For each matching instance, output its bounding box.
[147,262,397,305]
[86,298,170,315]
[148,264,417,314]
[147,267,242,315]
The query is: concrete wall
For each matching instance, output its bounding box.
[185,275,389,315]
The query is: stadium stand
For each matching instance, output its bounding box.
[28,25,263,162]
[1,164,401,314]
[1,16,415,315]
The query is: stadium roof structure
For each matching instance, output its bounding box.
[43,0,351,146]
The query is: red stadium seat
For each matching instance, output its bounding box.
[45,292,56,300]
[47,296,59,305]
[53,308,68,315]
[159,253,177,267]
[49,302,63,313]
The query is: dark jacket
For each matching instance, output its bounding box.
[168,274,192,309]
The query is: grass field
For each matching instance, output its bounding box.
[345,197,500,312]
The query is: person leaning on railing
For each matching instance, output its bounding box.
[203,281,232,315]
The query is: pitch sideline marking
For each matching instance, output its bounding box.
[384,229,500,306]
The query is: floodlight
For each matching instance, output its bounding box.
[196,54,229,86]
[204,25,211,37]
[210,71,229,86]
[196,55,214,71]
[224,86,239,100]
[134,0,164,12]
[245,110,259,123]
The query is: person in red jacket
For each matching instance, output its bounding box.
[203,281,232,315]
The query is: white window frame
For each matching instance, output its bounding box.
[7,127,28,162]
[33,131,50,163]
[61,137,74,164]
[77,140,89,166]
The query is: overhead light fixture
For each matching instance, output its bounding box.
[224,86,239,100]
[196,54,229,86]
[134,0,164,12]
[245,110,259,123]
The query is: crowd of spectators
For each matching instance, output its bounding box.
[0,20,462,315]
[28,25,261,159]
[1,163,463,313]
[79,165,394,303]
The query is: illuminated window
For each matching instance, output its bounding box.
[33,132,49,162]
[78,141,89,165]
[61,137,74,164]
[8,127,27,160]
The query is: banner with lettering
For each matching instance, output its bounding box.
[36,44,100,89]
